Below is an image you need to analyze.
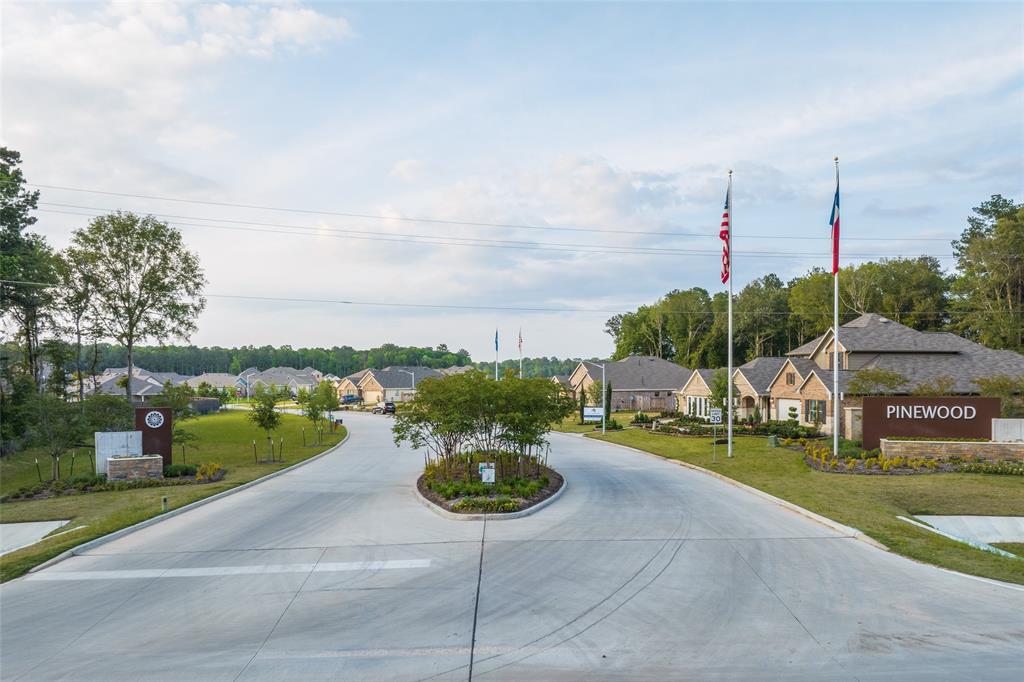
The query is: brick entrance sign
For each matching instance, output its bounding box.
[862,396,1001,450]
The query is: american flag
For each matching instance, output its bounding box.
[719,183,731,284]
[829,176,840,274]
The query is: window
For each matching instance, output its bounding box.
[786,372,795,385]
[804,399,827,423]
[654,391,660,397]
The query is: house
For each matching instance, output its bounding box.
[763,313,1024,435]
[732,356,789,421]
[82,367,193,403]
[439,365,474,376]
[245,367,321,397]
[184,372,241,393]
[336,369,370,401]
[357,366,444,404]
[550,375,572,393]
[678,369,718,419]
[568,356,692,412]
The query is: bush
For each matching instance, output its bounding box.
[164,464,198,478]
[960,462,1024,476]
[195,462,225,482]
[452,496,520,513]
[630,412,654,425]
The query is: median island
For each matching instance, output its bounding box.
[393,369,574,515]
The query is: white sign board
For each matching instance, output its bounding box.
[709,408,723,425]
[583,406,603,422]
[478,463,495,484]
[94,431,142,475]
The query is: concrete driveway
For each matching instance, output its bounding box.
[1,412,1022,681]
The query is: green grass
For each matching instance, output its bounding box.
[993,543,1024,557]
[0,411,345,582]
[552,411,649,434]
[587,430,1024,585]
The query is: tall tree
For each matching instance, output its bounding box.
[950,195,1023,352]
[67,212,206,400]
[0,147,58,384]
[54,253,95,401]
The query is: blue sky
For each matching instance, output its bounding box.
[3,1,1022,361]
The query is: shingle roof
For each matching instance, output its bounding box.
[184,373,241,389]
[581,356,691,390]
[551,375,572,389]
[365,366,444,389]
[735,357,788,395]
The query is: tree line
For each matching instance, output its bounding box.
[606,195,1023,368]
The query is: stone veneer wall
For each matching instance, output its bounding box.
[880,439,1024,461]
[107,455,164,481]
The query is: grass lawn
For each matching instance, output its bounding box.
[587,429,1024,585]
[552,411,654,434]
[993,543,1024,557]
[0,411,346,582]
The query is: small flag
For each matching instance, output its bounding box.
[495,329,499,351]
[719,182,731,284]
[829,174,840,274]
[518,328,523,353]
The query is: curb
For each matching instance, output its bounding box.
[413,475,567,521]
[560,432,887,551]
[28,432,351,574]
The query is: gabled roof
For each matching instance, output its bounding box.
[184,372,241,389]
[810,314,968,356]
[359,366,444,389]
[680,369,717,394]
[551,375,572,389]
[575,356,692,391]
[766,357,819,392]
[799,369,856,398]
[440,365,474,375]
[733,357,788,395]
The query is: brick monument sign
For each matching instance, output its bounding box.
[861,396,1001,450]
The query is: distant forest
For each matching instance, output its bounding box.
[31,342,591,379]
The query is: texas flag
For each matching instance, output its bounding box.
[719,181,731,284]
[494,328,499,352]
[829,176,840,274]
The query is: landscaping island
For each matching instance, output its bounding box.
[416,451,563,514]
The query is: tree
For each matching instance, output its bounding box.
[247,385,282,457]
[709,368,737,417]
[910,376,956,396]
[67,212,206,401]
[975,375,1024,418]
[301,381,340,445]
[586,380,602,407]
[54,253,95,402]
[26,393,86,479]
[81,394,133,433]
[735,274,789,359]
[1,148,59,386]
[847,368,907,395]
[950,196,1023,352]
[578,387,586,424]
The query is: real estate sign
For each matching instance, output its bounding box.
[583,407,603,422]
[861,396,1000,450]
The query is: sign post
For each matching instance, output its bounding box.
[135,407,173,468]
[710,408,723,463]
[582,407,603,423]
[478,462,495,485]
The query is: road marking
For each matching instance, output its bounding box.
[26,558,431,581]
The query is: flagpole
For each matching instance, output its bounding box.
[833,157,840,459]
[727,170,734,458]
[495,329,499,381]
[519,328,523,379]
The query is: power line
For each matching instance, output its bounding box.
[2,279,1018,316]
[38,206,985,260]
[19,180,960,242]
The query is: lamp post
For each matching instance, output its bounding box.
[398,369,415,402]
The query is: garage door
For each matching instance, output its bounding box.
[777,399,801,421]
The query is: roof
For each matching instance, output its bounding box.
[184,373,241,389]
[800,369,856,397]
[361,366,444,389]
[440,365,474,375]
[551,375,572,389]
[734,357,788,395]
[578,356,692,390]
[248,367,321,388]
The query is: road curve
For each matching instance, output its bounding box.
[1,412,1022,681]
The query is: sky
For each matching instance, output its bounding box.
[2,1,1022,362]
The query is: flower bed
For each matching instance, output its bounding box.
[417,451,563,514]
[804,443,1024,476]
[1,463,226,503]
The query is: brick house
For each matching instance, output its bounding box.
[357,366,444,405]
[678,369,717,419]
[568,356,691,412]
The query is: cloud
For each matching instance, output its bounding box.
[389,159,426,182]
[862,202,939,219]
[1,1,352,190]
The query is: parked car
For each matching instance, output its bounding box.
[372,401,396,415]
[341,394,360,404]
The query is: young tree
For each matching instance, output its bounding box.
[586,380,603,407]
[247,385,282,457]
[604,380,612,420]
[709,368,738,418]
[975,375,1024,418]
[67,212,206,401]
[27,393,87,479]
[578,388,585,424]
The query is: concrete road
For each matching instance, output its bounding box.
[2,413,1022,681]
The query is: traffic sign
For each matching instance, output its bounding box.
[709,408,723,424]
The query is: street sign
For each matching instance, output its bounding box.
[709,408,723,424]
[478,462,495,484]
[583,406,603,422]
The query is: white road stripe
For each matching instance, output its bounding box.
[26,558,431,581]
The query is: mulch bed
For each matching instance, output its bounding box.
[417,467,564,514]
[803,455,959,475]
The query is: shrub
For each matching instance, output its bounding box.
[452,496,520,513]
[164,464,198,478]
[959,462,1024,476]
[195,462,225,482]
